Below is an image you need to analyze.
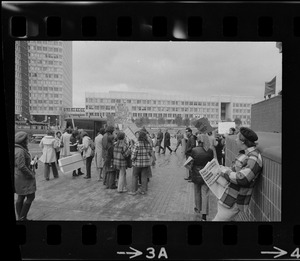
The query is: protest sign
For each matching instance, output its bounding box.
[218,121,236,134]
[124,126,137,143]
[199,158,229,199]
[58,154,84,173]
[194,117,214,133]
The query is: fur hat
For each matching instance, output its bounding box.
[15,131,28,144]
[239,127,258,142]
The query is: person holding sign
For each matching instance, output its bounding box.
[191,133,214,221]
[212,127,263,221]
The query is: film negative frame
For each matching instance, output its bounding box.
[3,1,300,260]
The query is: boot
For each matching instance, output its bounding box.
[19,202,32,221]
[15,201,23,220]
[72,170,78,177]
[78,169,84,175]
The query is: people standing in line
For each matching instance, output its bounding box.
[95,128,105,181]
[212,127,263,221]
[79,131,94,179]
[184,127,196,181]
[54,131,63,165]
[70,130,84,177]
[190,133,214,221]
[174,130,184,152]
[162,129,173,154]
[14,131,36,221]
[156,129,164,153]
[129,131,153,195]
[102,126,117,189]
[60,127,72,158]
[207,131,218,159]
[39,130,59,181]
[113,131,131,193]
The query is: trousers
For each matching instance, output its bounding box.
[212,201,240,221]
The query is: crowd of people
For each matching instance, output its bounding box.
[14,123,262,222]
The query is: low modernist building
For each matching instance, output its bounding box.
[85,91,259,127]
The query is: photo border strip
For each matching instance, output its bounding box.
[2,1,300,260]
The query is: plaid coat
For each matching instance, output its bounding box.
[131,140,152,168]
[220,146,263,211]
[113,140,131,169]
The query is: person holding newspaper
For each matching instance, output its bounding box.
[212,127,263,221]
[191,133,214,221]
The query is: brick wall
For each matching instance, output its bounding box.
[251,95,282,133]
[225,132,281,221]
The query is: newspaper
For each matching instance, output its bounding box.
[183,156,194,170]
[199,158,229,199]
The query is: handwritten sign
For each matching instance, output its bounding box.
[218,122,235,134]
[124,127,137,143]
[194,117,213,133]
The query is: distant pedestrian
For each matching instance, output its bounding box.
[39,130,59,180]
[70,130,84,177]
[54,131,63,165]
[184,127,196,181]
[113,131,131,193]
[79,131,94,179]
[213,127,263,221]
[14,131,36,221]
[174,130,184,152]
[95,128,105,181]
[191,133,214,221]
[102,126,117,189]
[156,129,164,153]
[162,129,173,154]
[60,128,72,157]
[129,131,153,195]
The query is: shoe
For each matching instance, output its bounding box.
[117,190,123,193]
[84,176,91,179]
[46,178,50,181]
[78,172,84,176]
[128,191,137,195]
[184,177,191,180]
[194,207,201,213]
[110,185,117,189]
[138,191,146,195]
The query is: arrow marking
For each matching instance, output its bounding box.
[117,247,143,259]
[261,246,287,259]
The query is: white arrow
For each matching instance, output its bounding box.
[261,246,287,259]
[117,247,143,259]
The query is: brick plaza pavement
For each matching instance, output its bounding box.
[15,139,218,221]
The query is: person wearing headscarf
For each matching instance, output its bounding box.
[191,133,214,221]
[39,129,59,180]
[14,131,36,221]
[212,127,263,221]
[54,131,63,165]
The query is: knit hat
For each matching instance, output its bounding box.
[186,127,192,133]
[239,127,258,142]
[15,131,28,144]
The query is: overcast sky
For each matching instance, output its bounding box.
[72,41,282,107]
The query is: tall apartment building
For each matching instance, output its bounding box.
[15,41,73,124]
[15,41,30,120]
[85,91,259,127]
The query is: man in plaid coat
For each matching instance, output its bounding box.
[212,127,263,221]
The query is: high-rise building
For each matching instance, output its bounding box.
[85,91,260,127]
[15,41,73,125]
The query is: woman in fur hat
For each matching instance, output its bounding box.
[14,131,36,221]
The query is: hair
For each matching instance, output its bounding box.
[56,131,62,136]
[197,134,210,151]
[46,129,55,136]
[19,135,29,150]
[99,128,105,135]
[138,130,149,143]
[117,131,125,140]
[239,133,257,148]
[72,130,79,138]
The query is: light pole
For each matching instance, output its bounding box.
[48,117,50,129]
[55,118,58,129]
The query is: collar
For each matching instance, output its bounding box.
[244,146,256,155]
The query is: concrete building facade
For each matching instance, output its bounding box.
[15,41,73,125]
[85,91,259,127]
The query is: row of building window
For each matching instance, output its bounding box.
[29,46,62,53]
[29,80,62,86]
[29,41,62,46]
[30,59,62,66]
[29,73,62,79]
[29,53,62,59]
[233,109,251,114]
[30,99,62,104]
[233,103,251,107]
[29,66,62,73]
[30,106,62,111]
[86,98,221,107]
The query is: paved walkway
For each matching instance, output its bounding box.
[17,140,217,221]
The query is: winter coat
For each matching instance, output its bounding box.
[113,139,131,169]
[39,135,58,163]
[60,132,71,157]
[94,133,104,169]
[102,133,115,170]
[14,144,36,195]
[164,132,171,147]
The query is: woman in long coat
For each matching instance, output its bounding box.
[94,128,105,181]
[39,129,59,180]
[15,131,36,221]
